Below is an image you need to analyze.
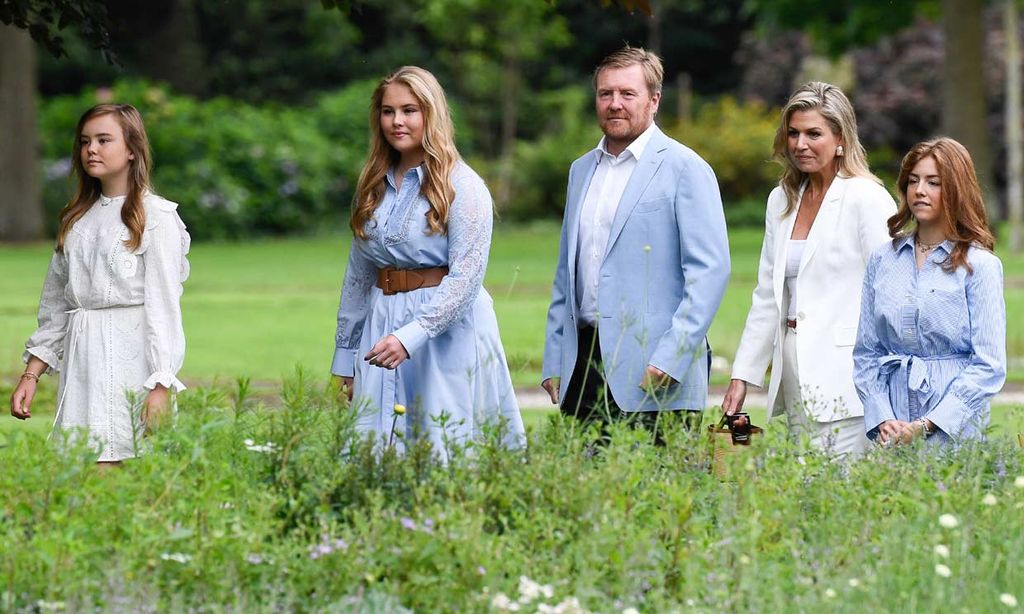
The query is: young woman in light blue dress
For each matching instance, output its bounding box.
[331,66,524,453]
[854,138,1005,446]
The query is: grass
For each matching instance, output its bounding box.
[1,376,1022,612]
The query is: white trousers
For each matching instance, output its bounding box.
[781,327,869,458]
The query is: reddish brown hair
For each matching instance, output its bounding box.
[889,137,995,273]
[56,104,152,252]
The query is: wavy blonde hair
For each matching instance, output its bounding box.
[772,82,880,216]
[889,137,994,273]
[56,104,152,252]
[351,66,459,240]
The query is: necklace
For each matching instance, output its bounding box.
[916,237,942,253]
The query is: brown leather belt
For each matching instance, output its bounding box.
[786,318,797,330]
[376,266,448,295]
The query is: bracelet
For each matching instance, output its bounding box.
[20,372,40,382]
[916,417,933,438]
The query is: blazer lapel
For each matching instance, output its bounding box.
[798,176,848,274]
[604,130,666,257]
[566,151,599,290]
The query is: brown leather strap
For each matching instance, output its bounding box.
[376,266,449,295]
[786,318,797,330]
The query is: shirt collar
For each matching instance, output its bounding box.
[896,234,955,254]
[595,122,658,164]
[385,164,425,189]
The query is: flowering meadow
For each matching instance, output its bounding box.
[1,376,1023,613]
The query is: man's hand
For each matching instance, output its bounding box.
[335,376,354,402]
[541,377,560,405]
[640,365,674,391]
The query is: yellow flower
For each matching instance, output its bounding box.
[393,404,406,415]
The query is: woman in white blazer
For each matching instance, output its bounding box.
[722,82,896,457]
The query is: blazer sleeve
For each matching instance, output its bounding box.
[856,181,897,261]
[541,168,575,383]
[648,153,731,382]
[730,188,783,387]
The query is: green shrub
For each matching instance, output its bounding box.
[2,376,1023,612]
[38,80,376,240]
[666,96,781,208]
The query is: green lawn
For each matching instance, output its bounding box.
[2,221,1022,390]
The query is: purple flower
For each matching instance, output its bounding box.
[334,538,348,550]
[400,517,417,531]
[477,565,487,575]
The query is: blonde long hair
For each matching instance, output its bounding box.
[889,138,994,273]
[351,66,459,240]
[773,82,880,216]
[56,104,152,252]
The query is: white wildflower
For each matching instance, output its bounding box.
[1014,476,1024,489]
[622,608,640,614]
[160,552,192,564]
[824,588,837,599]
[935,563,952,578]
[491,592,520,612]
[934,544,950,558]
[1000,593,1019,607]
[982,493,998,506]
[938,514,959,529]
[739,555,751,565]
[518,576,553,603]
[848,578,861,588]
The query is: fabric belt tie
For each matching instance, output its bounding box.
[376,266,448,295]
[50,305,142,437]
[878,352,971,421]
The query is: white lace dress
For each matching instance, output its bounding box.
[24,193,190,461]
[332,162,525,452]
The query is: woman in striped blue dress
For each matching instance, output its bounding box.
[853,138,1005,446]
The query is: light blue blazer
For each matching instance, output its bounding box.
[542,126,731,411]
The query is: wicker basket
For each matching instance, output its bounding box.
[708,413,764,480]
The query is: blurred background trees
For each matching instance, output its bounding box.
[1,0,1022,244]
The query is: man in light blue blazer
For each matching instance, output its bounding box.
[541,47,730,432]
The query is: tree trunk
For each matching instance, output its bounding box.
[0,25,43,242]
[496,53,521,208]
[1006,0,1023,252]
[942,0,1000,219]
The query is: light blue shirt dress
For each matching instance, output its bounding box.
[853,236,1006,444]
[332,161,525,453]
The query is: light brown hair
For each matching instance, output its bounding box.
[593,45,664,96]
[773,82,880,215]
[56,104,152,252]
[350,66,459,240]
[889,137,995,273]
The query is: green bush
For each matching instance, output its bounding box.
[38,80,376,240]
[667,96,781,213]
[2,376,1023,612]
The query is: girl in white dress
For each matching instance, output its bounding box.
[9,104,190,464]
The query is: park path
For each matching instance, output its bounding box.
[514,385,1024,409]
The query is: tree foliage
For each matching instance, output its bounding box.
[0,0,114,61]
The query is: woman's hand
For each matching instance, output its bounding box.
[365,335,409,370]
[878,419,915,446]
[10,376,38,420]
[722,379,748,415]
[142,385,171,434]
[337,376,354,402]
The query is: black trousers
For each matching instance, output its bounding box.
[561,325,701,443]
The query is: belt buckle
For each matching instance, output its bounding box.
[381,267,397,295]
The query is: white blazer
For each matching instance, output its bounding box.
[731,175,896,422]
